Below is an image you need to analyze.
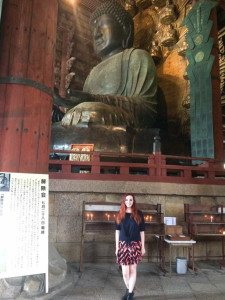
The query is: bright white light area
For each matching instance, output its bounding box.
[66,0,76,5]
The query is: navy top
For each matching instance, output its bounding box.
[115,211,145,244]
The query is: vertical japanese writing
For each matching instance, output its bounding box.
[0,173,48,279]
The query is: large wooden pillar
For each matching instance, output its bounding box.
[0,0,58,173]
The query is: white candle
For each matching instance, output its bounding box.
[210,216,213,223]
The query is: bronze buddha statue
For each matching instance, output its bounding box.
[52,1,163,152]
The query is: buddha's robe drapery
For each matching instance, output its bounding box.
[83,48,157,128]
[61,48,158,128]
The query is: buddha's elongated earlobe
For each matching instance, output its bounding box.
[122,23,132,49]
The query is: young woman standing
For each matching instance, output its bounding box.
[115,193,146,300]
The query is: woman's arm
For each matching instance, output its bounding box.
[115,230,120,255]
[140,231,145,256]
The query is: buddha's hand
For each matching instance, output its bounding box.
[61,106,82,127]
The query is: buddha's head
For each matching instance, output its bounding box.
[90,1,134,60]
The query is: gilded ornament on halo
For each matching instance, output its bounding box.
[161,26,177,47]
[133,8,157,50]
[177,41,188,56]
[135,0,152,10]
[150,41,162,64]
[125,0,138,17]
[182,94,190,109]
[183,70,189,80]
[151,0,166,8]
[159,4,177,25]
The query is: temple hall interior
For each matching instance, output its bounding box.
[0,0,225,298]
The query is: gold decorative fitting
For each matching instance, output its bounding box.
[161,26,177,47]
[159,4,177,25]
[152,0,166,7]
[183,71,189,80]
[150,41,162,64]
[182,94,190,109]
[177,41,188,56]
[125,0,138,17]
[135,0,152,10]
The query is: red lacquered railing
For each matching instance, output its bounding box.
[49,150,225,184]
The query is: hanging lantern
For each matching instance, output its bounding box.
[150,41,162,64]
[125,0,138,17]
[161,25,177,47]
[177,40,188,56]
[135,0,152,10]
[159,1,177,25]
[152,0,166,7]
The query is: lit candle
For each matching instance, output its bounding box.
[87,213,89,220]
[91,213,93,220]
[150,216,152,222]
[146,216,149,221]
[210,216,213,223]
[223,231,225,235]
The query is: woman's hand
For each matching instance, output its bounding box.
[141,246,146,257]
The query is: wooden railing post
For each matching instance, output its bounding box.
[184,169,192,178]
[91,152,100,174]
[148,154,156,176]
[62,163,71,174]
[120,166,129,175]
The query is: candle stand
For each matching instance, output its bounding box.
[79,202,165,273]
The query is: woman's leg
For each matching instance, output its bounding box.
[121,265,130,289]
[128,264,137,293]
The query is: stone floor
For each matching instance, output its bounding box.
[18,260,225,300]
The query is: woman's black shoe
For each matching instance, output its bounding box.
[121,289,129,300]
[127,292,134,300]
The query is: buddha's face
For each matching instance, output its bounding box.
[92,14,124,59]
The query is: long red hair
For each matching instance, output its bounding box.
[116,193,141,225]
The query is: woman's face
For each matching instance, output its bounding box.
[124,195,134,208]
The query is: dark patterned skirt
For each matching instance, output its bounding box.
[117,241,142,265]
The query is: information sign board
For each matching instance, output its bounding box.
[0,172,48,292]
